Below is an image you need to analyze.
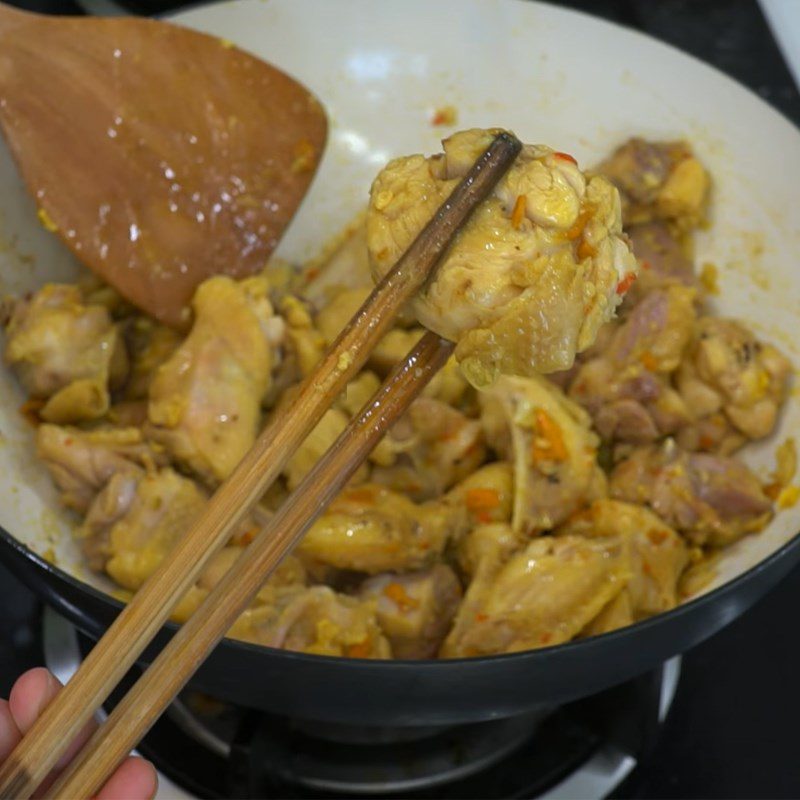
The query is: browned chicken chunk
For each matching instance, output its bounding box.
[360,565,462,658]
[559,499,688,618]
[610,441,772,547]
[595,137,710,229]
[441,534,630,657]
[569,286,696,444]
[371,397,486,500]
[231,586,391,658]
[147,275,284,485]
[675,317,791,452]
[298,484,468,574]
[368,128,638,385]
[4,284,127,423]
[36,423,163,513]
[77,467,206,588]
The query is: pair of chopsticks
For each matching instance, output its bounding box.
[0,131,521,800]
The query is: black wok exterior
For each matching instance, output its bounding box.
[2,525,799,726]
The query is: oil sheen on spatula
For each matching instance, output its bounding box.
[0,4,327,327]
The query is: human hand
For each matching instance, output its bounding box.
[0,667,157,799]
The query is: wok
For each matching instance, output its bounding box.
[1,0,799,726]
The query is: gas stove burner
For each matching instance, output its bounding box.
[43,607,681,799]
[254,713,546,795]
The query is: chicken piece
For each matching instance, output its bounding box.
[604,285,696,371]
[170,547,307,623]
[569,286,696,445]
[315,286,371,346]
[441,534,630,657]
[455,522,523,580]
[360,565,462,658]
[297,484,468,574]
[371,397,486,500]
[421,355,471,407]
[4,284,127,423]
[36,423,163,513]
[301,214,375,306]
[368,328,426,376]
[559,499,689,617]
[337,371,382,417]
[595,138,710,229]
[107,400,149,427]
[580,590,634,637]
[198,547,306,597]
[480,375,604,533]
[625,222,696,305]
[675,317,791,447]
[123,316,182,400]
[280,295,327,380]
[231,585,391,658]
[77,468,207,589]
[314,286,423,376]
[446,462,514,528]
[367,129,638,386]
[77,274,135,319]
[334,370,404,468]
[284,407,368,490]
[610,441,773,547]
[147,275,283,485]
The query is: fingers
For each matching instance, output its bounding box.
[2,669,157,800]
[8,667,60,734]
[96,756,158,800]
[0,699,22,761]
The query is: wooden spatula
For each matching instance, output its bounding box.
[0,3,327,327]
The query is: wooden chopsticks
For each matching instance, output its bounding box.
[0,131,521,800]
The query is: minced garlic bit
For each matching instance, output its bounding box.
[37,208,58,233]
[777,485,800,510]
[700,262,719,295]
[291,139,317,173]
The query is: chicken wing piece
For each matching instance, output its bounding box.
[675,317,791,450]
[441,534,630,657]
[569,286,696,445]
[36,423,164,513]
[297,484,469,574]
[147,275,284,485]
[231,585,391,659]
[4,284,127,423]
[77,467,207,589]
[370,397,486,500]
[610,441,773,547]
[479,375,604,533]
[360,564,462,658]
[594,137,710,229]
[558,499,689,617]
[367,129,638,386]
